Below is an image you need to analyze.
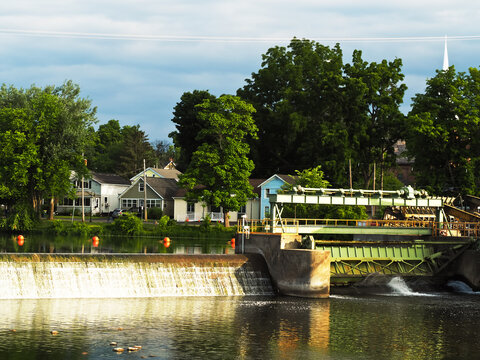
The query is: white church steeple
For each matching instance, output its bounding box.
[443,35,449,71]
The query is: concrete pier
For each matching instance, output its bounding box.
[236,233,331,298]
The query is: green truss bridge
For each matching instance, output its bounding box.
[238,186,479,286]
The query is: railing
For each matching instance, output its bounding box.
[237,218,480,239]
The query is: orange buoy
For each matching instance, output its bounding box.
[231,238,235,249]
[17,235,24,246]
[92,236,99,247]
[163,237,171,248]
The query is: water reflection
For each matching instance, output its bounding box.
[0,234,234,255]
[0,294,478,359]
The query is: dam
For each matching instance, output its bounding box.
[0,254,274,299]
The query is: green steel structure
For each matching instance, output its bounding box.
[239,186,479,286]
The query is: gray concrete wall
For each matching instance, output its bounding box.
[236,233,331,298]
[450,250,480,290]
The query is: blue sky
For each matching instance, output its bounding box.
[0,0,479,142]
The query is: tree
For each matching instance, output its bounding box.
[118,125,156,178]
[405,67,480,195]
[89,119,123,172]
[343,50,407,188]
[0,81,96,225]
[179,95,258,227]
[280,166,367,220]
[169,90,217,170]
[152,139,179,168]
[238,38,347,184]
[238,38,407,189]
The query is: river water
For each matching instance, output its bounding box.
[0,284,478,359]
[0,234,479,359]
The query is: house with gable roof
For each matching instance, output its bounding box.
[130,167,181,182]
[57,172,130,215]
[245,174,296,220]
[118,177,179,217]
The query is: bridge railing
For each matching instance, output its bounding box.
[237,218,480,238]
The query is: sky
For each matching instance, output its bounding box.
[0,1,479,143]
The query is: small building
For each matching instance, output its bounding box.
[118,177,179,217]
[246,175,296,220]
[57,172,130,215]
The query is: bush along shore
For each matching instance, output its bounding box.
[0,214,236,239]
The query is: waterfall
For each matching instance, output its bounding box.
[0,254,274,299]
[447,280,480,294]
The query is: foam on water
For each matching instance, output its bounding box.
[447,280,480,294]
[386,277,435,297]
[0,256,275,299]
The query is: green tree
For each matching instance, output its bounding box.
[406,67,480,195]
[343,50,407,188]
[280,166,367,220]
[90,119,123,172]
[0,81,96,225]
[169,90,217,170]
[238,38,407,189]
[118,125,156,178]
[152,139,179,168]
[179,95,258,227]
[238,38,347,184]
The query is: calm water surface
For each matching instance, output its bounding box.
[0,292,478,359]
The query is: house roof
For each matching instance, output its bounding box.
[145,178,180,199]
[258,174,296,188]
[249,178,267,197]
[92,172,130,185]
[150,168,182,179]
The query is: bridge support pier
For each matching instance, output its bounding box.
[236,233,331,298]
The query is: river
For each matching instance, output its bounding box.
[0,288,478,359]
[0,234,478,359]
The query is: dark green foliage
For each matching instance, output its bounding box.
[179,95,258,225]
[238,38,406,188]
[147,207,163,220]
[169,90,217,170]
[108,214,144,236]
[406,67,480,195]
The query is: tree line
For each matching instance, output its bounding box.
[1,38,480,229]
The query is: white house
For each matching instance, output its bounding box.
[57,172,130,215]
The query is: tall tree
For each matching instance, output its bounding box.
[406,67,480,195]
[0,81,96,225]
[89,119,123,172]
[238,38,348,184]
[169,90,217,170]
[152,140,179,168]
[343,50,407,188]
[118,125,156,178]
[238,38,407,189]
[179,95,258,227]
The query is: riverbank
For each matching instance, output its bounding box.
[1,214,236,239]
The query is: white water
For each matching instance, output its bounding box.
[0,260,274,299]
[447,280,480,294]
[386,277,434,297]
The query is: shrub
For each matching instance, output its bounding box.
[148,207,163,220]
[109,213,144,236]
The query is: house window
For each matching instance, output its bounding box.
[265,206,270,217]
[139,182,144,192]
[187,202,195,213]
[239,205,246,214]
[146,199,162,208]
[104,197,108,203]
[121,199,138,209]
[265,189,270,198]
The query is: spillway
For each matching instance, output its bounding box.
[0,254,274,299]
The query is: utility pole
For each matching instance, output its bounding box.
[82,154,86,222]
[143,159,148,222]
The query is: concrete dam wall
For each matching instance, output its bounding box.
[0,254,274,299]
